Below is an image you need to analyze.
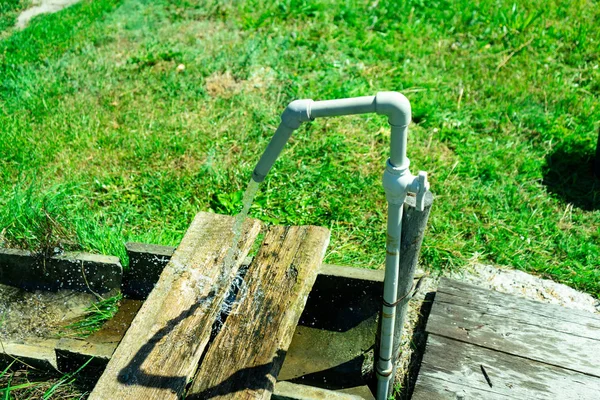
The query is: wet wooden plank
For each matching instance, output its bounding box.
[89,212,262,400]
[187,225,330,400]
[412,334,600,400]
[427,280,600,377]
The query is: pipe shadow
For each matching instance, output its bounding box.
[286,353,369,390]
[117,295,211,393]
[542,140,600,210]
[187,349,286,399]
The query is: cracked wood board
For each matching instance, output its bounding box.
[89,212,262,400]
[188,225,330,400]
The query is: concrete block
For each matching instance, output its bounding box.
[0,248,122,294]
[122,242,175,299]
[273,381,365,399]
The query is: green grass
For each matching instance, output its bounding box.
[0,0,30,35]
[0,358,92,399]
[63,293,122,337]
[0,0,598,295]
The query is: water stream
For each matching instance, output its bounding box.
[213,179,261,320]
[222,179,261,272]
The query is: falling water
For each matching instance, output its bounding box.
[222,179,261,276]
[213,179,261,321]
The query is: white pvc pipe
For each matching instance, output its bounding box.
[310,95,376,118]
[251,92,424,400]
[376,201,403,397]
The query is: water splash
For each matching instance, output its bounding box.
[222,179,260,272]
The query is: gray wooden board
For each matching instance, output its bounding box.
[437,277,600,331]
[412,334,600,399]
[427,279,600,377]
[412,376,513,400]
[434,291,600,340]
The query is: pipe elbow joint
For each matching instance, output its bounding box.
[375,91,411,127]
[281,99,313,129]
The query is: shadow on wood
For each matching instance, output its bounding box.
[116,299,208,392]
[187,350,286,399]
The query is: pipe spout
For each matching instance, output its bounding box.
[252,99,313,182]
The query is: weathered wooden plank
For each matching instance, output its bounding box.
[89,212,262,400]
[0,248,122,294]
[187,225,330,400]
[123,243,175,299]
[414,334,600,399]
[434,291,600,340]
[427,287,600,377]
[437,278,600,327]
[412,374,514,400]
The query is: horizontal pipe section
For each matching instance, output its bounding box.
[310,96,376,119]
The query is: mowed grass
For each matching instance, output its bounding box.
[0,0,599,295]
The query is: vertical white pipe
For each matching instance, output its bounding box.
[376,201,403,399]
[389,124,409,169]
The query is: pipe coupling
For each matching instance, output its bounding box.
[382,159,429,209]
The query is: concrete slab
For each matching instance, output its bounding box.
[278,273,381,399]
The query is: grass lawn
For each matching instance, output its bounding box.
[0,0,599,296]
[0,0,31,35]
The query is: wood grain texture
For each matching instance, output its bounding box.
[437,278,600,329]
[412,375,513,400]
[434,291,600,340]
[393,192,434,360]
[187,225,330,400]
[427,279,600,377]
[413,334,600,400]
[89,212,262,400]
